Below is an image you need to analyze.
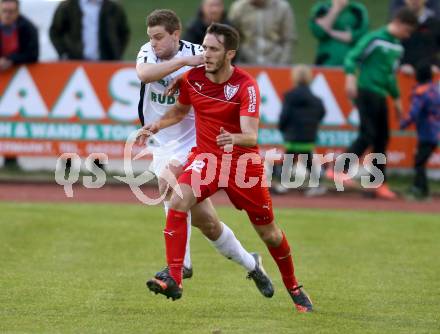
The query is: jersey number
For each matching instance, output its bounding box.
[185,160,205,174]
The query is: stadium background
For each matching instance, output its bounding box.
[123,0,386,63]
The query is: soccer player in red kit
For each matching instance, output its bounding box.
[141,23,313,313]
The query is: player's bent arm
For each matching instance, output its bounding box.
[136,54,203,83]
[136,59,188,83]
[235,116,259,147]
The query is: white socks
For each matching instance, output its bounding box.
[209,222,256,272]
[163,201,192,269]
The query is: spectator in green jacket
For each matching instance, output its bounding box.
[309,0,368,66]
[49,0,130,61]
[331,8,418,199]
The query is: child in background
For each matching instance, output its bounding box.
[274,65,326,196]
[401,61,440,200]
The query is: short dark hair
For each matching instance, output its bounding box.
[415,60,433,83]
[393,7,418,27]
[206,23,240,51]
[1,0,19,7]
[147,9,181,34]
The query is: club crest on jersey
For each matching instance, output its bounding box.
[224,83,240,101]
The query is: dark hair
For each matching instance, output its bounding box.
[393,7,418,27]
[147,9,181,34]
[415,60,433,83]
[1,0,19,7]
[206,23,240,51]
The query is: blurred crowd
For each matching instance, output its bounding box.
[2,0,437,74]
[1,0,439,200]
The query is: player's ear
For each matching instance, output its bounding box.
[172,29,181,41]
[226,50,236,61]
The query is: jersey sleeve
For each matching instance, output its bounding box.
[344,32,375,74]
[136,43,156,65]
[177,71,192,105]
[239,80,260,118]
[194,44,204,56]
[349,3,369,43]
[309,3,330,41]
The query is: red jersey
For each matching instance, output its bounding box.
[0,27,19,57]
[178,66,260,158]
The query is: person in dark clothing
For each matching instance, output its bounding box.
[389,0,440,20]
[0,0,38,169]
[183,0,231,45]
[400,61,440,199]
[0,0,38,71]
[50,0,129,171]
[334,8,418,199]
[49,0,130,61]
[274,65,326,195]
[397,0,440,75]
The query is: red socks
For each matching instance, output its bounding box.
[268,232,298,290]
[164,209,188,286]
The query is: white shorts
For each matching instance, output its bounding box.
[148,137,195,178]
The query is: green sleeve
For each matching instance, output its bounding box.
[350,3,369,42]
[388,75,400,99]
[344,32,374,74]
[309,2,329,40]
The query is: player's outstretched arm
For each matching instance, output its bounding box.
[158,101,192,129]
[136,101,191,145]
[136,55,203,83]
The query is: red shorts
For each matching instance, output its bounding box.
[179,150,274,225]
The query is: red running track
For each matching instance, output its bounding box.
[0,182,439,213]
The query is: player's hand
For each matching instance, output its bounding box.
[216,127,234,147]
[393,99,403,121]
[333,0,348,10]
[400,64,415,76]
[136,122,160,145]
[0,57,12,71]
[183,55,204,67]
[165,76,182,96]
[345,74,358,99]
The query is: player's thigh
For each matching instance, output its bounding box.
[190,198,220,229]
[356,90,381,140]
[227,184,281,247]
[225,178,274,226]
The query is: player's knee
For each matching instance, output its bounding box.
[158,180,171,200]
[169,193,191,212]
[256,225,282,247]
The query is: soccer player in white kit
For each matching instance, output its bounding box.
[136,9,273,297]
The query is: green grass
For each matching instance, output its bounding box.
[1,202,439,333]
[122,0,388,63]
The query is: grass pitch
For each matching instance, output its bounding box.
[1,202,439,333]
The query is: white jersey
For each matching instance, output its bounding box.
[136,40,203,148]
